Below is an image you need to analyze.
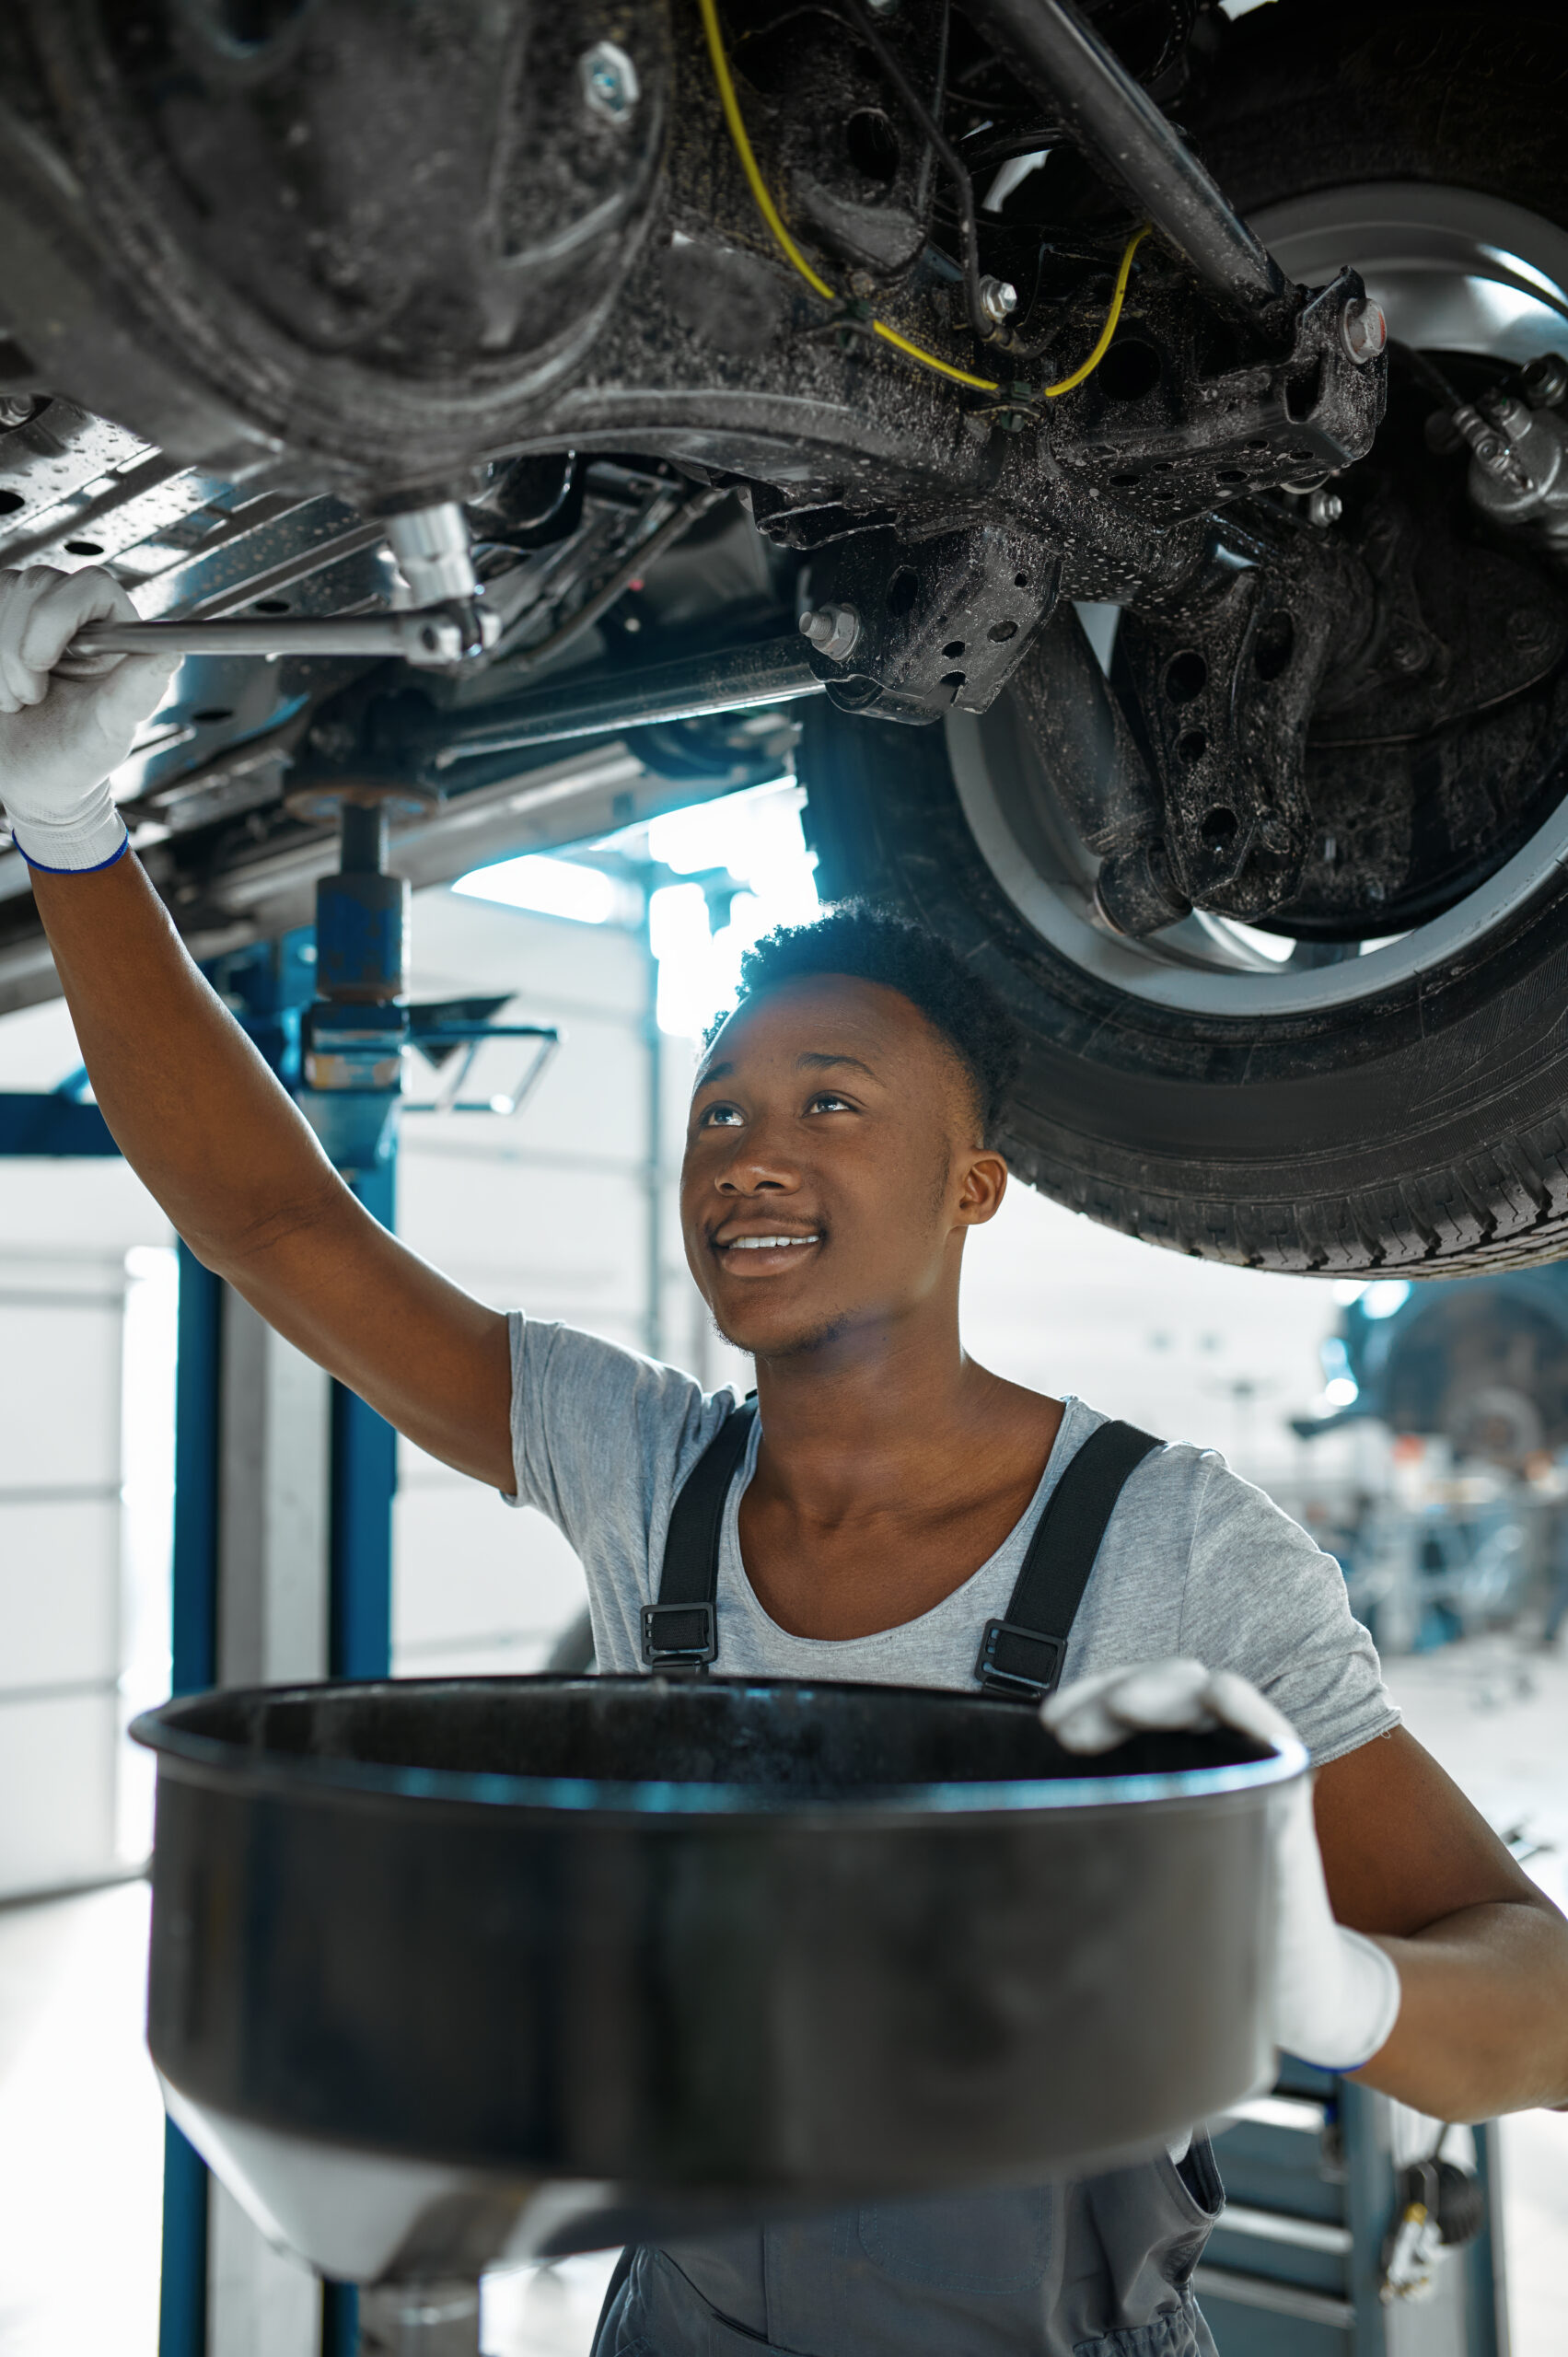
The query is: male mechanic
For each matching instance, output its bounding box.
[5,563,1568,2357]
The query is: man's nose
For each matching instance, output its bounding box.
[715,1118,801,1193]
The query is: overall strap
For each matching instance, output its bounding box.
[641,1397,759,1672]
[974,1420,1161,1702]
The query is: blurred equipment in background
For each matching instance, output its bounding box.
[1295,1269,1568,1654]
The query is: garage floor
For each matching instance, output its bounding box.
[1,1632,1562,2357]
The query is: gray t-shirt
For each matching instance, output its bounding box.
[506,1316,1399,1765]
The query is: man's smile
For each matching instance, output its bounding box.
[711,1223,823,1276]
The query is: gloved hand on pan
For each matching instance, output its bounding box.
[0,565,179,873]
[1042,1659,1402,2074]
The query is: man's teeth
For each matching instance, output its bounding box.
[726,1234,819,1249]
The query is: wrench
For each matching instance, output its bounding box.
[69,600,502,669]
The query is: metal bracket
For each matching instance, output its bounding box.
[802,523,1064,722]
[1116,524,1368,922]
[406,1013,560,1119]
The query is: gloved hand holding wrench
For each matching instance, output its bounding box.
[0,553,503,869]
[0,565,180,872]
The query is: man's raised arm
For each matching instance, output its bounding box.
[1,565,514,1492]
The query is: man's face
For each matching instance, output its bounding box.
[680,973,1006,1360]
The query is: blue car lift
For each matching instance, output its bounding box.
[0,796,551,2357]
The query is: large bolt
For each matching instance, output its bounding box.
[979,276,1018,327]
[1340,296,1388,367]
[580,41,639,123]
[799,602,862,662]
[1307,488,1343,528]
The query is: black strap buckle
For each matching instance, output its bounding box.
[974,1618,1065,1702]
[642,1600,718,1671]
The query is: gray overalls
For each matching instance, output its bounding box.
[597,1410,1226,2357]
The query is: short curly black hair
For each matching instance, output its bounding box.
[706,901,1024,1144]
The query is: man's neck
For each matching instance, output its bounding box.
[738,1314,1063,1637]
[749,1306,1057,1529]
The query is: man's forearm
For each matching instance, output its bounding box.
[1350,1895,1568,2119]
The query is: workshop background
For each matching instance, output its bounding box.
[1,775,1564,2356]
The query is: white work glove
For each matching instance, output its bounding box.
[1042,1658,1401,2073]
[0,565,179,871]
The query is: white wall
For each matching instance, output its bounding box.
[0,994,175,1898]
[960,1180,1342,1493]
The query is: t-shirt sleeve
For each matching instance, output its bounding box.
[1177,1456,1400,1766]
[505,1311,738,1570]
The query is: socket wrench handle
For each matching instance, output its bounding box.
[69,602,501,668]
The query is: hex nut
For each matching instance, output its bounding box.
[799,603,862,662]
[1307,488,1343,528]
[580,41,639,123]
[1340,297,1388,366]
[979,276,1018,326]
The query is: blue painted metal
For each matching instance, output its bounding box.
[171,1243,223,1697]
[1198,2058,1508,2352]
[157,2118,212,2357]
[300,1001,404,1176]
[203,925,318,1086]
[0,1090,118,1154]
[160,1238,225,2357]
[320,2282,361,2357]
[1465,2122,1509,2357]
[331,1163,398,1684]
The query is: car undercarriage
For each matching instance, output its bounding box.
[6,0,1568,1273]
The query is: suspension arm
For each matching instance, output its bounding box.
[965,0,1292,331]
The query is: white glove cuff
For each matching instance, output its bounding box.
[9,777,129,874]
[1326,1927,1402,2071]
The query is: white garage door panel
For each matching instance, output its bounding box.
[0,1691,120,1897]
[397,1163,652,1314]
[393,1486,587,1666]
[0,1500,120,1687]
[0,1302,122,1489]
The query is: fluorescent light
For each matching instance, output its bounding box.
[1324,1376,1360,1408]
[453,853,617,925]
[1361,1280,1411,1320]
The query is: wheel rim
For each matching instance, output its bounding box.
[950,182,1568,1016]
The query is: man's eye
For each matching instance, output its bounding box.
[807,1092,852,1113]
[700,1103,745,1128]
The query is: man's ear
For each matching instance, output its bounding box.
[957,1149,1009,1225]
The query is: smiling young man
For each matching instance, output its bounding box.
[6,565,1568,2357]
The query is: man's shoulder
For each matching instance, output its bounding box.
[1064,1398,1219,1497]
[1069,1400,1304,1552]
[506,1313,745,1530]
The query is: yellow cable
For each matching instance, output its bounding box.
[698,0,1000,389]
[699,0,838,306]
[698,0,1145,406]
[1039,225,1150,396]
